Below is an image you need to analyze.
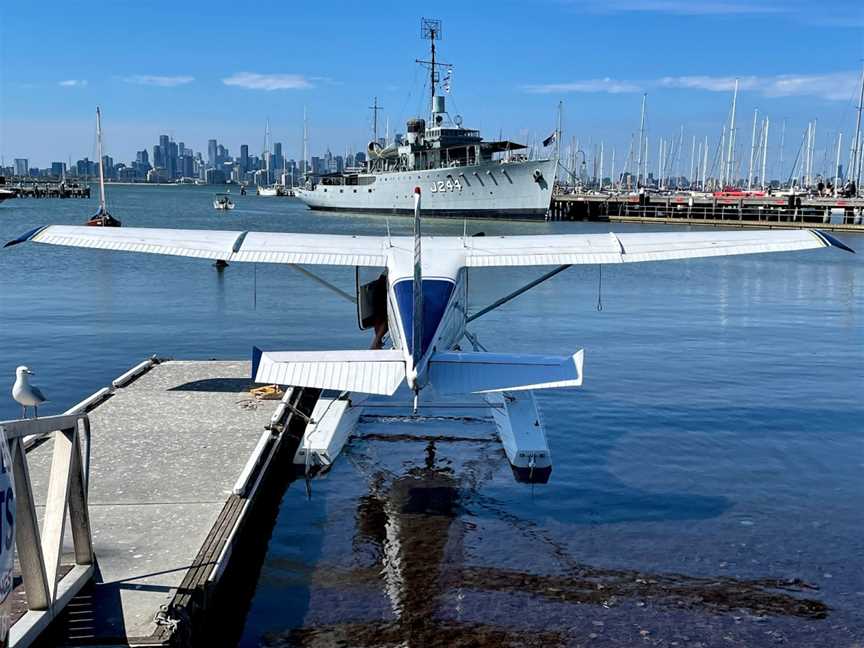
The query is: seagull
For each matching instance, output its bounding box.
[12,366,47,419]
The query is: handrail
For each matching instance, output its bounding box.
[1,414,94,645]
[0,413,89,441]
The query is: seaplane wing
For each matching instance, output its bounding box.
[6,226,388,267]
[464,229,852,267]
[252,348,405,395]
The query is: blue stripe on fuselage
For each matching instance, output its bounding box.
[394,279,454,359]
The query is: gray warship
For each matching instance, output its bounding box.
[295,19,557,219]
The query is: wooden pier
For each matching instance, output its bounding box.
[2,183,91,199]
[1,358,317,647]
[549,192,864,233]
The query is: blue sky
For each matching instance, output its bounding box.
[2,0,863,174]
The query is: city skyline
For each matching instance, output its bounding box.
[2,1,863,169]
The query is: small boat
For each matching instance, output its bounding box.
[86,107,121,227]
[257,185,279,197]
[213,193,235,210]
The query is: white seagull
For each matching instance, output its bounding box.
[12,366,47,419]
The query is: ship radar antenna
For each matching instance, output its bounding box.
[416,18,452,123]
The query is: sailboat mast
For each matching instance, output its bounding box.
[748,108,758,190]
[834,131,843,195]
[852,65,864,189]
[96,106,106,210]
[726,78,739,188]
[761,117,769,189]
[303,107,308,181]
[689,135,696,188]
[636,93,646,187]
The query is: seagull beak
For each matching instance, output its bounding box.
[26,370,34,375]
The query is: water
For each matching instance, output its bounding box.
[1,185,862,646]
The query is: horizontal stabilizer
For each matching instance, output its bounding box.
[252,347,405,395]
[428,350,584,394]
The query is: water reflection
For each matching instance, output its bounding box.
[263,440,826,647]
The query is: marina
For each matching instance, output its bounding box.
[2,4,864,645]
[1,184,862,647]
[549,191,864,231]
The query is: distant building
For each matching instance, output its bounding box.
[136,149,150,167]
[240,144,249,175]
[208,139,218,168]
[76,157,97,177]
[152,144,163,169]
[101,155,114,178]
[14,158,28,176]
[181,155,194,179]
[205,168,226,184]
[51,162,66,178]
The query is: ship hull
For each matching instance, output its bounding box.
[296,158,556,220]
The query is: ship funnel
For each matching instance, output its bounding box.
[432,95,445,114]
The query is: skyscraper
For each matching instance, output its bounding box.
[14,159,28,176]
[152,145,162,169]
[208,139,218,168]
[240,145,249,175]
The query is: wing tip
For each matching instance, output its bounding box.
[4,225,47,248]
[813,230,855,254]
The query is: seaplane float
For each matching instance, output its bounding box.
[4,188,853,483]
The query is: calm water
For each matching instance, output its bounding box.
[1,185,862,646]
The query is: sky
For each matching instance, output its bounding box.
[1,0,863,176]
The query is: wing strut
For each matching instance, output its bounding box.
[288,264,357,304]
[466,264,572,323]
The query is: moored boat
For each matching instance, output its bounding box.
[86,107,121,227]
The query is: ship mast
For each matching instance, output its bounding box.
[369,96,383,144]
[96,106,106,212]
[417,18,452,123]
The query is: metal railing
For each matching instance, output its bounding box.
[1,414,94,646]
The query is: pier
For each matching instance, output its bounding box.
[1,358,318,647]
[1,182,91,199]
[549,191,864,232]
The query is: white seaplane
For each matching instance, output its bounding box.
[5,188,853,482]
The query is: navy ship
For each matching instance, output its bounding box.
[295,19,557,219]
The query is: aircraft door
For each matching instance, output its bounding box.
[356,267,388,330]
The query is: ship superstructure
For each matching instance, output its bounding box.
[295,19,557,219]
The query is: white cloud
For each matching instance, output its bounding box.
[525,72,860,101]
[124,75,194,87]
[524,78,643,94]
[659,72,861,101]
[222,72,314,91]
[58,79,87,87]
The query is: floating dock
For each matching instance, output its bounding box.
[550,192,864,232]
[1,359,318,647]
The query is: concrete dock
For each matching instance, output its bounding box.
[3,359,317,646]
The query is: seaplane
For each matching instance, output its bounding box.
[4,188,853,482]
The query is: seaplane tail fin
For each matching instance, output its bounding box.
[252,347,405,395]
[428,350,584,395]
